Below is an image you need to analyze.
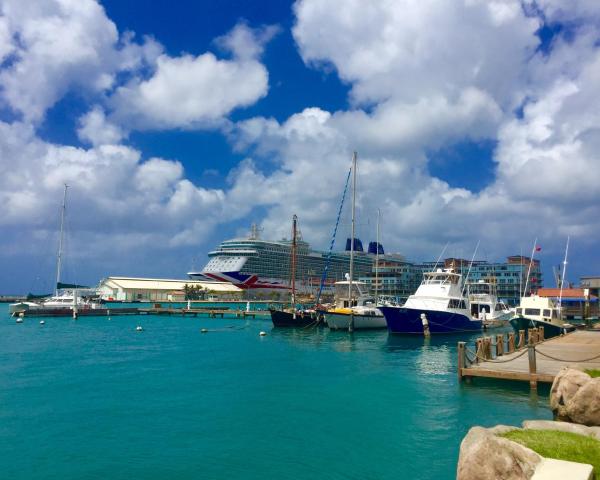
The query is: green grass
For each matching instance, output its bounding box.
[502,429,600,477]
[585,369,600,378]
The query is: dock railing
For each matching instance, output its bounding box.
[458,327,545,388]
[458,327,600,389]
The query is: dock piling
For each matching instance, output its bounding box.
[508,332,515,353]
[458,341,466,381]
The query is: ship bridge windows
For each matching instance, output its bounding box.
[524,308,540,316]
[425,273,459,285]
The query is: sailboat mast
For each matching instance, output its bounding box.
[349,152,357,305]
[523,237,537,297]
[558,236,569,318]
[291,214,297,307]
[375,208,380,304]
[55,184,68,295]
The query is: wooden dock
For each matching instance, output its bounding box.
[458,329,600,388]
[138,307,270,319]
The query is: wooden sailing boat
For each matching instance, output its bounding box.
[270,215,322,327]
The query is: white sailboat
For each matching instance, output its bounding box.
[323,152,387,330]
[9,185,97,316]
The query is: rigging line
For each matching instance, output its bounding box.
[315,164,352,305]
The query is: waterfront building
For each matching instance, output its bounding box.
[98,277,241,302]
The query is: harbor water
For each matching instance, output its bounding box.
[0,304,551,479]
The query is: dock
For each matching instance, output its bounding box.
[138,307,270,318]
[458,328,600,388]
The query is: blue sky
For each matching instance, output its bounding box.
[1,0,600,294]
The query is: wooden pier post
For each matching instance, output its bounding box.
[496,334,504,357]
[458,342,466,381]
[508,332,515,353]
[528,336,537,390]
[538,326,544,342]
[518,330,525,349]
[475,338,483,363]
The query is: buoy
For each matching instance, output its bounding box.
[201,328,208,333]
[40,320,45,325]
[259,331,267,336]
[16,317,23,323]
[136,326,143,332]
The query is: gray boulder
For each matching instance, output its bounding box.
[565,378,600,427]
[550,368,591,420]
[457,426,542,480]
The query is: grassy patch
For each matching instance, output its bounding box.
[501,429,600,477]
[585,369,600,378]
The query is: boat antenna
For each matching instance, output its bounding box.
[348,151,357,332]
[461,240,480,298]
[523,237,537,297]
[315,162,352,305]
[432,242,449,272]
[375,208,380,305]
[558,236,569,319]
[291,214,298,309]
[55,184,68,295]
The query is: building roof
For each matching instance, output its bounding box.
[536,288,598,301]
[100,277,241,293]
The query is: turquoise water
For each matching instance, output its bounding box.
[0,304,551,479]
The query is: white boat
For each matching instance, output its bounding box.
[323,280,387,330]
[467,280,512,326]
[9,185,98,316]
[380,268,483,334]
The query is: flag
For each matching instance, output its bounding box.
[535,245,541,252]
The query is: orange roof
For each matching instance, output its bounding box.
[537,288,597,299]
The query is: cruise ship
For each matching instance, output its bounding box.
[188,225,382,295]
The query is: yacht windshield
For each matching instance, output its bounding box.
[424,273,459,285]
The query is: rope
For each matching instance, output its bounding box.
[316,165,352,305]
[465,346,530,364]
[535,349,600,363]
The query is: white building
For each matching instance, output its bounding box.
[98,277,242,302]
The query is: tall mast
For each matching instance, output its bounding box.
[55,184,68,295]
[291,214,297,307]
[375,208,380,305]
[523,237,537,297]
[349,152,357,306]
[558,236,569,318]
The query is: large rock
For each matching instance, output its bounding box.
[565,378,600,427]
[550,368,591,420]
[457,426,542,480]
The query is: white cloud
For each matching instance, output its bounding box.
[0,0,161,123]
[293,0,540,109]
[77,106,125,146]
[111,50,269,129]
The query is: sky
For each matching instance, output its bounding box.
[1,0,600,294]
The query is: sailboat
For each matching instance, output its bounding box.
[9,185,98,316]
[510,237,575,338]
[269,215,322,327]
[322,152,387,331]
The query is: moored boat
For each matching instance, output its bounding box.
[322,281,386,330]
[509,295,575,338]
[380,268,482,334]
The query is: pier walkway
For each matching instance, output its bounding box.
[458,329,600,388]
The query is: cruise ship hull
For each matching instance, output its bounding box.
[380,306,482,334]
[324,311,387,330]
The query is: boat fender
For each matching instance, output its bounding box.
[421,313,431,337]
